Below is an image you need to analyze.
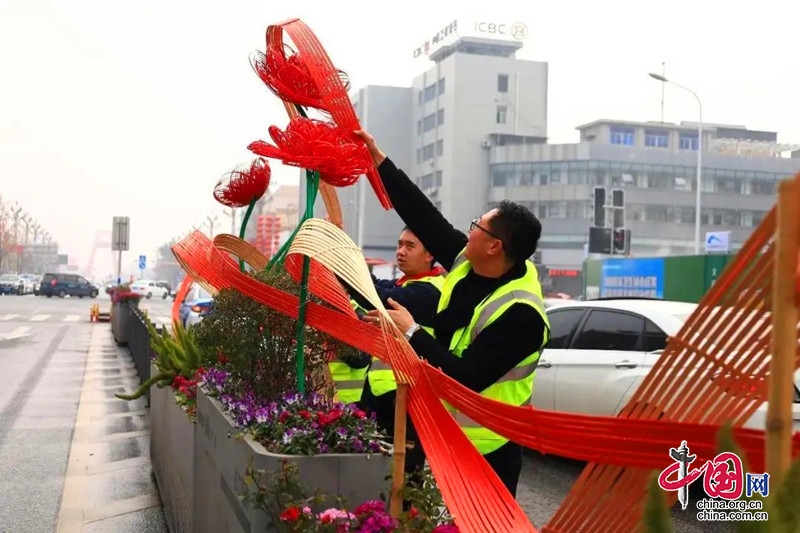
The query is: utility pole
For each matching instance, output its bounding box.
[10,207,23,273]
[660,62,666,123]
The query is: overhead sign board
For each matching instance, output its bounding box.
[112,216,130,252]
[705,231,731,253]
[413,18,529,59]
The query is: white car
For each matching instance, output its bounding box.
[532,298,800,433]
[130,280,170,299]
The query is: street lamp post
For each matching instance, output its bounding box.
[649,72,703,255]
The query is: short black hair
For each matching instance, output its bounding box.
[489,200,542,264]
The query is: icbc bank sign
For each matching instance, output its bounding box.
[413,19,528,58]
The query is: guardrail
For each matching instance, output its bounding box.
[125,304,156,405]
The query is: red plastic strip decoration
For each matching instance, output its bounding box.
[171,275,193,325]
[170,229,800,533]
[212,158,272,208]
[254,19,392,209]
[248,118,372,188]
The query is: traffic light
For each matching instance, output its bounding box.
[593,187,606,227]
[613,228,630,255]
[612,189,625,228]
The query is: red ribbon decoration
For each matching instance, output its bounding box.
[172,230,800,533]
[258,19,392,209]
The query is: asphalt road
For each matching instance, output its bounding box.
[0,293,167,532]
[0,293,737,532]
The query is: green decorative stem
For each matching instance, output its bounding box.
[292,170,320,395]
[238,198,257,272]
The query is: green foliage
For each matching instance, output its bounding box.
[642,472,674,533]
[115,317,203,400]
[191,266,357,402]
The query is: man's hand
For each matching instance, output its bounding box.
[364,298,415,332]
[354,130,387,167]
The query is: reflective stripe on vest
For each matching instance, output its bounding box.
[436,248,550,455]
[329,360,367,404]
[367,274,444,396]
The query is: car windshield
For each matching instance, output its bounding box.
[0,274,17,281]
[195,287,212,300]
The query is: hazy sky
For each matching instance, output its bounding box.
[1,0,797,273]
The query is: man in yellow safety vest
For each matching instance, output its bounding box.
[339,226,444,477]
[357,130,550,498]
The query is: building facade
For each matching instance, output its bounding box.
[490,119,800,270]
[318,28,547,263]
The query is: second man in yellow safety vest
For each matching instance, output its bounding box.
[340,226,444,477]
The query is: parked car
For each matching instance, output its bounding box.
[0,274,24,295]
[130,280,170,299]
[39,272,99,298]
[179,284,213,328]
[19,274,36,294]
[532,298,800,433]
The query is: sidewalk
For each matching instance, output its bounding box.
[56,326,167,532]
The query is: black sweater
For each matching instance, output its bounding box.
[377,158,547,393]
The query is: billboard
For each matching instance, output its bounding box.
[600,258,665,298]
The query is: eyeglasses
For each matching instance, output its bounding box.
[470,218,504,246]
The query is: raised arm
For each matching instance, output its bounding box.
[355,131,468,271]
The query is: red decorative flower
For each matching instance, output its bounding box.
[250,45,350,112]
[247,117,372,188]
[213,158,271,208]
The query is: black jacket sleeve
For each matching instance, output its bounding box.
[408,303,546,393]
[378,158,468,271]
[342,276,441,327]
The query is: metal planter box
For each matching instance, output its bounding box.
[150,366,195,533]
[194,389,391,533]
[111,303,131,345]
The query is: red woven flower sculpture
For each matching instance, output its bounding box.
[250,46,350,113]
[247,117,372,188]
[213,158,272,208]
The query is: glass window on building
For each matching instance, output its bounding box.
[722,210,741,226]
[437,78,445,94]
[518,163,535,186]
[645,205,668,222]
[672,206,695,224]
[496,105,508,124]
[751,179,775,195]
[437,108,444,126]
[436,140,443,156]
[497,74,509,92]
[678,133,698,150]
[491,164,514,187]
[644,129,669,148]
[609,127,635,146]
[435,170,442,187]
[627,203,645,222]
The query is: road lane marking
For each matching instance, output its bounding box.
[63,315,81,322]
[29,314,49,321]
[0,314,20,321]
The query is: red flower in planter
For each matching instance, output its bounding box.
[247,117,372,188]
[213,158,272,208]
[279,506,302,522]
[250,45,350,113]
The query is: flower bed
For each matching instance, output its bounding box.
[243,460,459,532]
